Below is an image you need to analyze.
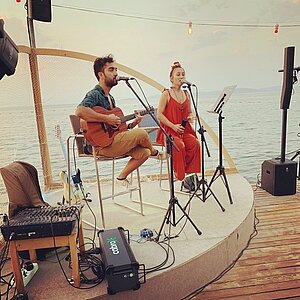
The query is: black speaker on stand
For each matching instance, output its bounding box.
[32,0,52,23]
[261,46,298,196]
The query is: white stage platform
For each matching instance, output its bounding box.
[22,173,254,300]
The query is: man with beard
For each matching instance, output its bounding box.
[76,54,163,188]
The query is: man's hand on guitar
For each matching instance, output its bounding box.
[130,111,142,128]
[106,113,121,126]
[80,106,153,147]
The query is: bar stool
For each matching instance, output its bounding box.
[69,115,144,228]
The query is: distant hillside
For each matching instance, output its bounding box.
[199,86,281,95]
[235,86,281,93]
[0,86,283,108]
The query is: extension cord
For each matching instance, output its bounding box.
[10,263,39,287]
[22,263,39,286]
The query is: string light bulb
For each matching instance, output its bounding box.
[274,24,279,34]
[16,0,21,2]
[188,21,193,35]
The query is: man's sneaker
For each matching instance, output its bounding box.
[115,178,136,191]
[151,150,167,160]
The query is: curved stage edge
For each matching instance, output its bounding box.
[32,173,254,300]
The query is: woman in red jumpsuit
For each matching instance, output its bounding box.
[156,62,201,181]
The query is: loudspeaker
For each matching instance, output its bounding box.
[280,46,294,109]
[32,0,52,23]
[0,19,19,80]
[261,159,297,196]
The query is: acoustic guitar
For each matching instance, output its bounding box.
[80,106,153,148]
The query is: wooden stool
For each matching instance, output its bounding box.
[9,222,85,293]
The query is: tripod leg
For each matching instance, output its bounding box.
[220,168,233,204]
[155,201,173,241]
[156,134,202,241]
[208,167,219,187]
[175,200,202,235]
[204,180,225,211]
[184,175,225,212]
[205,167,221,199]
[184,171,225,211]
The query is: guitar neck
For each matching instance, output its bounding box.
[121,110,149,123]
[121,113,135,123]
[59,139,68,163]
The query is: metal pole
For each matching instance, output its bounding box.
[280,109,288,163]
[27,0,53,190]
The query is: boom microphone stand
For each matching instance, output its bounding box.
[123,79,202,241]
[183,83,225,212]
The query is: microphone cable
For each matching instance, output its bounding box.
[0,229,15,300]
[49,214,105,290]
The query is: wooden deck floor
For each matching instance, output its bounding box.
[192,181,300,300]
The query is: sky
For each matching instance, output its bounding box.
[1,0,300,104]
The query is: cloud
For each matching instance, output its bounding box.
[1,17,27,44]
[192,29,230,49]
[1,16,55,47]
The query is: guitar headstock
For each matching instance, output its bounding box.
[55,124,62,139]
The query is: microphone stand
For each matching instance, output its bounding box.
[124,80,202,241]
[183,84,225,212]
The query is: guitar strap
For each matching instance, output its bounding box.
[107,94,114,109]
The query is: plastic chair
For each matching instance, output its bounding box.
[69,115,144,228]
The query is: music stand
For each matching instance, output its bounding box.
[124,80,202,241]
[206,85,237,204]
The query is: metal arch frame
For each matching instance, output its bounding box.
[17,45,238,190]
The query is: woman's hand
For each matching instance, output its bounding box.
[172,124,185,134]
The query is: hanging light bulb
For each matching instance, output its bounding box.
[274,24,279,34]
[188,21,193,35]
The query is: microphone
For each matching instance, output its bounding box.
[116,76,135,81]
[181,79,195,86]
[180,118,187,135]
[181,118,187,128]
[278,66,300,72]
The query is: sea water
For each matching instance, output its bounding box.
[0,89,299,201]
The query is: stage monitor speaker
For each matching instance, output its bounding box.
[32,0,52,23]
[261,159,297,196]
[280,46,294,109]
